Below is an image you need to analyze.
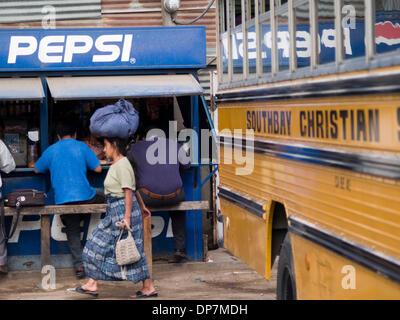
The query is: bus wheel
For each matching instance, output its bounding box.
[277,233,297,300]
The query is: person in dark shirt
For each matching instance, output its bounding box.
[127,126,190,263]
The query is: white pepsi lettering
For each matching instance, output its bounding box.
[8,33,134,65]
[278,31,290,58]
[8,36,37,63]
[225,27,353,60]
[63,35,93,63]
[121,34,133,62]
[344,27,352,55]
[92,34,123,63]
[296,31,311,57]
[321,29,335,49]
[247,32,256,59]
[9,213,167,243]
[38,36,65,63]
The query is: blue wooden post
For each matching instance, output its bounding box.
[185,95,203,261]
[40,77,49,152]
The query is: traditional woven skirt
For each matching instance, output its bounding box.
[82,194,150,283]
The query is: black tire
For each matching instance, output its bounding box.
[277,233,297,300]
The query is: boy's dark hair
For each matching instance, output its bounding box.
[56,118,77,138]
[102,137,128,156]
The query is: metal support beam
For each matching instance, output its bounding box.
[365,0,376,65]
[335,0,344,69]
[288,0,296,72]
[270,0,278,75]
[227,0,233,81]
[242,0,249,78]
[310,0,319,69]
[217,0,223,84]
[255,0,263,77]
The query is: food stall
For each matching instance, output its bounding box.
[0,26,215,270]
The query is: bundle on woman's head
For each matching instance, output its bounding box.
[89,99,139,140]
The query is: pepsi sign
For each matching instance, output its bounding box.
[0,27,207,71]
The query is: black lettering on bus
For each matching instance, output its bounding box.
[262,111,267,133]
[251,111,256,131]
[280,111,286,135]
[286,111,292,136]
[268,111,273,134]
[368,109,380,142]
[356,110,367,141]
[325,110,329,139]
[316,110,324,138]
[350,110,355,140]
[256,111,261,132]
[246,111,251,129]
[330,110,338,139]
[274,111,279,134]
[339,110,348,140]
[300,111,306,137]
[335,175,351,191]
[308,111,315,138]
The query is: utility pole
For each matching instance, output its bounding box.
[161,0,176,26]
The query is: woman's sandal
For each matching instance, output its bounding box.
[74,285,99,298]
[131,290,158,299]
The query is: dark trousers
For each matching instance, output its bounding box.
[0,190,6,266]
[138,189,186,252]
[61,189,105,269]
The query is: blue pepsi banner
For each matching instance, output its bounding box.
[222,18,400,69]
[0,27,206,71]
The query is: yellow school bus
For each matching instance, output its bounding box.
[215,0,400,299]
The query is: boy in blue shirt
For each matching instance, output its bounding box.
[35,119,104,279]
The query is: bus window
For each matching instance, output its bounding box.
[295,1,311,69]
[318,0,335,65]
[375,0,400,55]
[261,0,270,13]
[261,15,272,74]
[233,0,244,80]
[248,0,257,76]
[278,7,289,72]
[343,0,366,61]
[220,0,229,83]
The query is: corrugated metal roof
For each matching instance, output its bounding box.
[0,0,101,24]
[100,0,216,48]
[46,74,204,100]
[0,78,44,100]
[0,0,216,51]
[198,64,216,101]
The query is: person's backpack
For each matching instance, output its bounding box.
[89,99,139,139]
[1,189,46,240]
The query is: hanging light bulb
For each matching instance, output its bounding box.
[163,0,180,14]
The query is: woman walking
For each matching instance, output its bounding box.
[75,137,157,299]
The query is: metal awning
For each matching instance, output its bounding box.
[0,78,44,100]
[46,74,204,100]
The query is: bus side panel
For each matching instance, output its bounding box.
[219,146,400,262]
[221,198,268,278]
[291,233,400,300]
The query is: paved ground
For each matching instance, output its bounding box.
[0,248,277,300]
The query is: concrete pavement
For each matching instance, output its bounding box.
[0,248,277,300]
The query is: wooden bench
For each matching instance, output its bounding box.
[3,201,209,275]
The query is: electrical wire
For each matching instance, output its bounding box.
[171,0,215,25]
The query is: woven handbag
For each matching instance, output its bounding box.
[115,221,141,266]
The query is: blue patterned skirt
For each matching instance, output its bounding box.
[82,194,150,283]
